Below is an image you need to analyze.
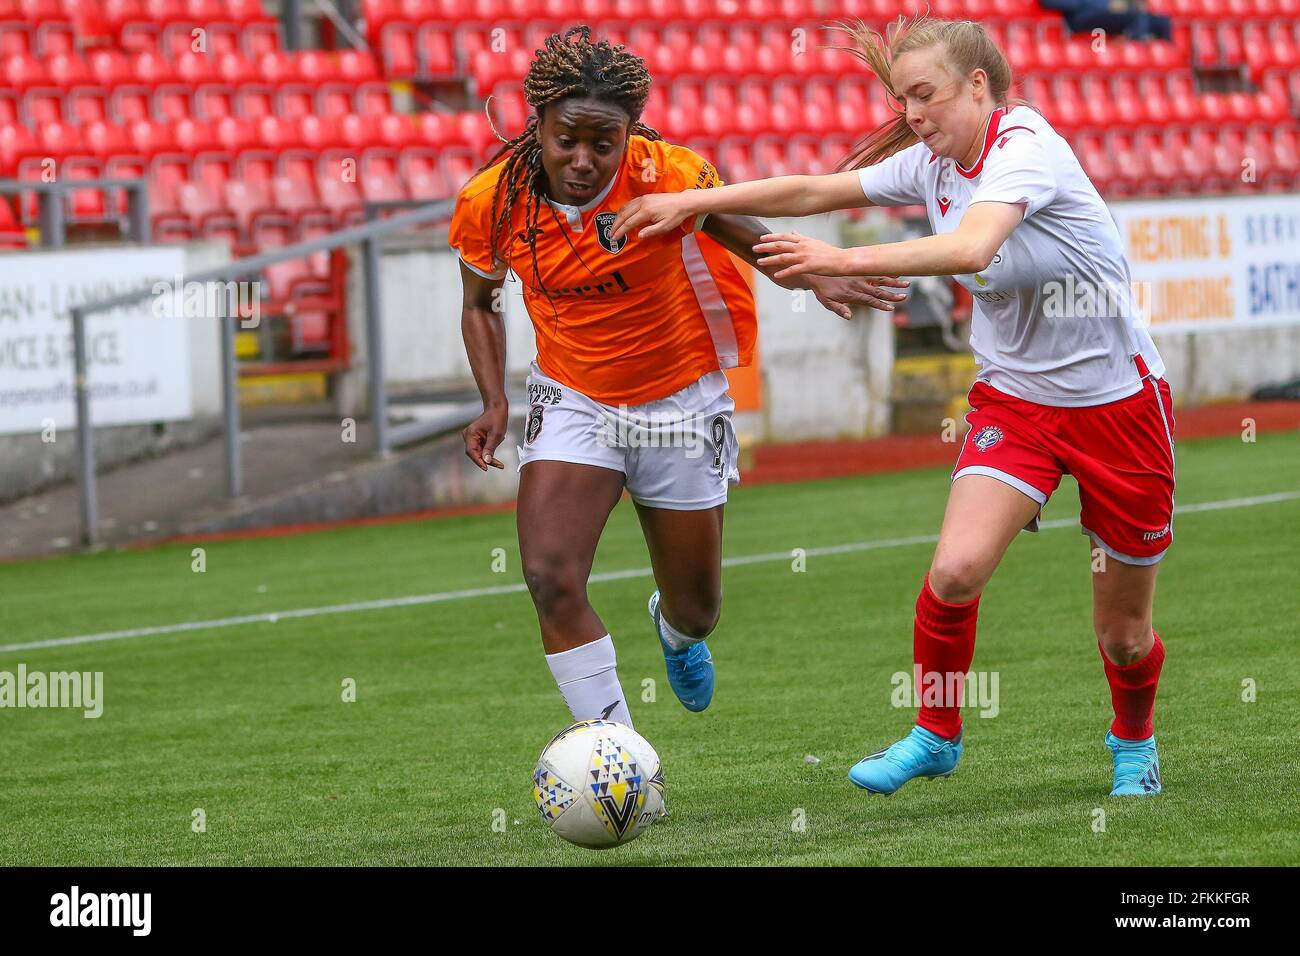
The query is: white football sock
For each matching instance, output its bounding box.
[657,609,704,653]
[545,634,633,728]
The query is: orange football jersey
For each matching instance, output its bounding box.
[449,136,757,406]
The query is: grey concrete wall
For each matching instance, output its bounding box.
[0,240,227,504]
[753,213,896,441]
[1153,323,1300,404]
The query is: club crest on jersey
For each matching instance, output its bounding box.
[972,425,1004,452]
[595,212,626,255]
[525,404,545,445]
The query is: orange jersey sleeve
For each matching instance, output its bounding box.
[448,164,509,279]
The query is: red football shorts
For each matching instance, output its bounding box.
[952,370,1176,565]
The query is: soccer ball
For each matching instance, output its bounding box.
[532,719,665,849]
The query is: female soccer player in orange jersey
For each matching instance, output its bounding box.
[451,27,907,728]
[615,15,1176,798]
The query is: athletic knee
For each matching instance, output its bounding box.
[927,554,988,604]
[661,594,721,639]
[1095,613,1153,664]
[522,556,588,618]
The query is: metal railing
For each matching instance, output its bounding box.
[65,196,456,547]
[0,177,150,248]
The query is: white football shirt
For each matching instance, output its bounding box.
[858,104,1165,407]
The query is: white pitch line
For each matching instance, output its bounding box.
[4,489,1298,655]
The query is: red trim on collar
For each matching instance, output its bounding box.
[954,107,1006,179]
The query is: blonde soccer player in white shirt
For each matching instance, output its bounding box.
[613,14,1173,798]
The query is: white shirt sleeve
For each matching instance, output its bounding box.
[856,142,928,207]
[970,131,1058,219]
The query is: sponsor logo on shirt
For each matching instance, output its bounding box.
[938,196,953,217]
[545,270,631,299]
[528,382,562,406]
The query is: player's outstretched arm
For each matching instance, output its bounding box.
[700,213,909,319]
[612,169,873,241]
[754,202,1027,280]
[459,262,508,471]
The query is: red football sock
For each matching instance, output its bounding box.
[913,574,981,740]
[1100,631,1165,740]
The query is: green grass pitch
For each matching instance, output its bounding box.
[1,431,1297,866]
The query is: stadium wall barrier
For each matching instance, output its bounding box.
[0,241,228,504]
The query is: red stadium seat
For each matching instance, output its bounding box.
[235,84,275,118]
[1215,25,1247,74]
[133,49,180,85]
[296,49,340,83]
[103,0,145,34]
[338,50,379,82]
[215,51,256,84]
[186,0,227,21]
[224,0,272,23]
[359,153,408,204]
[214,114,257,152]
[381,23,418,76]
[256,114,302,151]
[86,49,133,88]
[4,52,48,91]
[1191,22,1219,67]
[154,85,194,122]
[356,82,392,116]
[142,0,186,23]
[257,50,299,85]
[277,85,315,119]
[377,112,418,149]
[400,147,450,199]
[241,22,279,58]
[299,113,342,151]
[22,88,64,126]
[195,83,235,119]
[36,120,85,160]
[316,160,363,223]
[178,178,238,233]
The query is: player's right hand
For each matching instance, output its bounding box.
[463,405,508,471]
[611,194,694,240]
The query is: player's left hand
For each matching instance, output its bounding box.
[807,275,911,319]
[754,231,855,279]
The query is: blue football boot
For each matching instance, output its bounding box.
[649,591,713,713]
[848,725,963,794]
[1106,731,1163,796]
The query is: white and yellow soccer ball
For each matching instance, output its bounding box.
[533,719,665,849]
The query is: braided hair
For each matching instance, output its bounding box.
[478,26,662,309]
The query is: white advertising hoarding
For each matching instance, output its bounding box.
[0,247,191,436]
[1109,194,1300,334]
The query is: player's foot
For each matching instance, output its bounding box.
[1106,731,1162,796]
[649,591,713,713]
[848,725,963,795]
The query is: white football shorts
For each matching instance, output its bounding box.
[517,361,740,510]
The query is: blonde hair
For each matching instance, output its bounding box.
[830,13,1016,171]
